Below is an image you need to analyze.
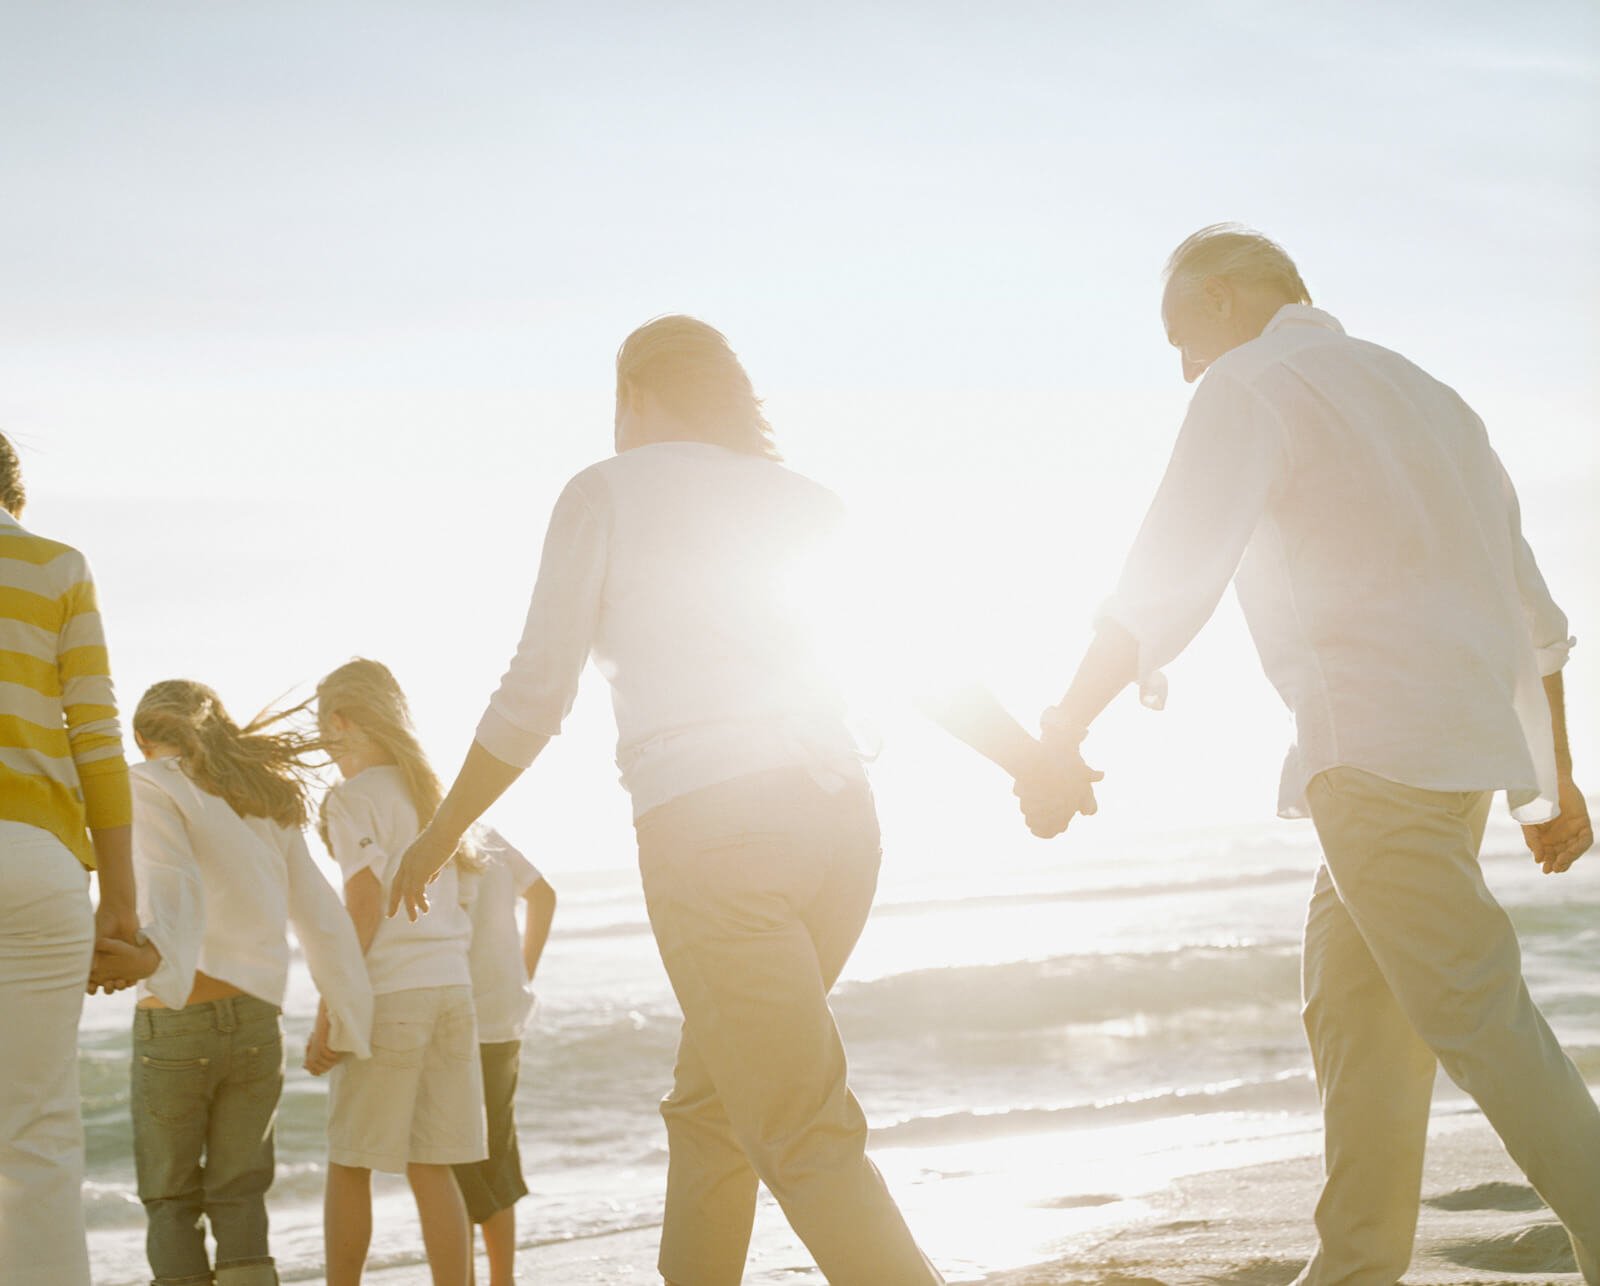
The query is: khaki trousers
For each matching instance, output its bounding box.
[0,822,93,1286]
[1295,768,1600,1286]
[637,768,944,1286]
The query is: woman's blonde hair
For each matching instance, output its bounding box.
[0,431,25,517]
[134,681,318,829]
[314,658,481,868]
[616,315,781,460]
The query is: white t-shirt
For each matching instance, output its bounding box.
[459,830,545,1044]
[324,765,472,996]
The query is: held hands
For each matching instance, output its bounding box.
[1012,737,1103,839]
[1522,776,1593,875]
[386,822,459,922]
[87,896,158,997]
[88,934,160,995]
[303,999,343,1076]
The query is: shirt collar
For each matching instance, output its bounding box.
[1263,303,1345,336]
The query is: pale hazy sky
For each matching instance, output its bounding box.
[3,1,1595,874]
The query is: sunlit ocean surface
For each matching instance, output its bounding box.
[80,809,1600,1283]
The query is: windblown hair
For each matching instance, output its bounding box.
[314,658,481,868]
[134,681,318,829]
[0,432,25,517]
[616,315,781,461]
[1164,223,1312,306]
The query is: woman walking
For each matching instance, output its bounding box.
[0,431,140,1286]
[385,317,1087,1285]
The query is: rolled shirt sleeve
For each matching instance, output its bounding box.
[131,773,203,1009]
[1097,369,1289,703]
[285,828,374,1059]
[1493,452,1574,676]
[475,474,609,768]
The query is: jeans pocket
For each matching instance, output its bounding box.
[136,1054,211,1127]
[233,1031,286,1085]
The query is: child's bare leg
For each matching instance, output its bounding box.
[481,1206,516,1286]
[325,1163,373,1286]
[408,1162,472,1286]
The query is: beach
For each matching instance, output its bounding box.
[81,804,1597,1285]
[351,1114,1586,1286]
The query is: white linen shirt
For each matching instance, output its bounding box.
[323,765,473,995]
[133,757,374,1057]
[1101,305,1572,823]
[460,830,545,1045]
[474,442,861,817]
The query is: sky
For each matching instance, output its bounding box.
[2,0,1595,875]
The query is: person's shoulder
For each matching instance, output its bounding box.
[131,757,186,798]
[0,524,89,579]
[328,766,405,814]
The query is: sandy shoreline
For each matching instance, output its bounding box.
[352,1107,1583,1286]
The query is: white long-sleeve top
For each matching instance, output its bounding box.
[133,757,374,1057]
[474,442,861,817]
[1101,304,1573,823]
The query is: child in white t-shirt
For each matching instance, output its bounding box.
[453,831,555,1286]
[305,659,485,1286]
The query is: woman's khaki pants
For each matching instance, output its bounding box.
[637,768,944,1286]
[0,822,94,1286]
[1295,768,1600,1285]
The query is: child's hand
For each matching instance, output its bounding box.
[303,1001,343,1076]
[88,935,159,995]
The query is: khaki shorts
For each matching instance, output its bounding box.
[328,985,487,1174]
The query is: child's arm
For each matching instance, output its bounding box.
[522,878,556,983]
[344,868,385,955]
[285,828,373,1062]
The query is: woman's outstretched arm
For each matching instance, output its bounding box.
[387,739,545,921]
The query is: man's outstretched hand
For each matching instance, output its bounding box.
[1522,777,1593,875]
[1013,741,1103,839]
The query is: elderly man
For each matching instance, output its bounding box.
[1034,225,1598,1284]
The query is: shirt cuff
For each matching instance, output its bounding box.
[140,926,193,1011]
[1094,602,1170,712]
[1535,634,1575,678]
[475,706,554,771]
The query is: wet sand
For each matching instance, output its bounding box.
[360,1107,1584,1285]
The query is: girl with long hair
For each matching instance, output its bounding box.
[91,679,372,1286]
[385,317,1092,1285]
[310,659,485,1286]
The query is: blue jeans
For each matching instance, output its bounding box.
[131,995,284,1286]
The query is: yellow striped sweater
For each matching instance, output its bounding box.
[0,508,131,867]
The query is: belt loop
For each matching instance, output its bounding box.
[217,996,237,1034]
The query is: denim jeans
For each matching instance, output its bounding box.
[131,994,284,1286]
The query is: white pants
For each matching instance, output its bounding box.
[0,821,93,1286]
[1295,769,1600,1286]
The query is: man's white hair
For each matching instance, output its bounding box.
[1163,223,1311,305]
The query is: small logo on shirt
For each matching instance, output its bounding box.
[358,837,374,848]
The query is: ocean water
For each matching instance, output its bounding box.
[79,807,1600,1284]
